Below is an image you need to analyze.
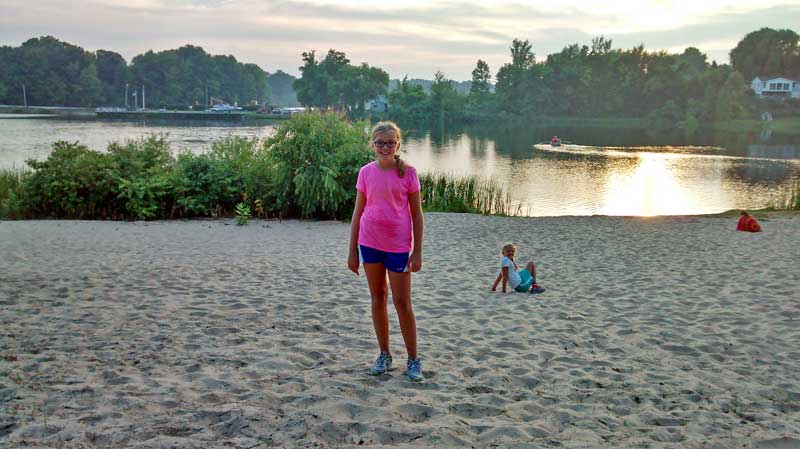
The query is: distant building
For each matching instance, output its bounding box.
[751,76,800,99]
[271,107,306,115]
[366,95,389,113]
[209,103,242,112]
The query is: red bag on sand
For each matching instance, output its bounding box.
[737,214,762,232]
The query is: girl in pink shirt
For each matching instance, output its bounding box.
[348,121,425,381]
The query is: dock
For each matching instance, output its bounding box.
[95,110,290,122]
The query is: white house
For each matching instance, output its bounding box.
[751,76,800,99]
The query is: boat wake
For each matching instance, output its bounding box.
[532,143,800,164]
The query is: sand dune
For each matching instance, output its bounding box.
[1,213,799,448]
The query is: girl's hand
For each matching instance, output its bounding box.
[348,250,360,276]
[407,251,422,272]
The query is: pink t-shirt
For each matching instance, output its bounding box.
[356,161,421,253]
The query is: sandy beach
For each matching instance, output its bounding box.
[1,212,799,448]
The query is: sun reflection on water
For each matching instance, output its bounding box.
[600,153,694,216]
[403,135,800,217]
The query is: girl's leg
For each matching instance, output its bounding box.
[387,271,417,359]
[364,263,390,353]
[526,262,537,281]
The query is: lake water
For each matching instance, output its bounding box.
[1,116,798,217]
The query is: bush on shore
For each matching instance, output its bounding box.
[266,112,372,219]
[0,112,515,220]
[0,113,371,220]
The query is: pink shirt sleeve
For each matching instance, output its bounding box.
[406,167,420,194]
[356,166,366,192]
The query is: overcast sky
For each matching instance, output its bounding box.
[1,0,799,80]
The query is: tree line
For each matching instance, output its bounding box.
[289,27,799,127]
[380,28,800,127]
[0,36,293,108]
[1,28,798,125]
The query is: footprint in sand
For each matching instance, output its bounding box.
[394,403,442,423]
[203,327,240,336]
[448,402,504,419]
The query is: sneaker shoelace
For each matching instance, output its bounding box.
[376,353,391,366]
[407,358,421,372]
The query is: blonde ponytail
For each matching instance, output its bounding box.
[394,154,406,177]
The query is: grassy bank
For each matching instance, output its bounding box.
[513,116,800,133]
[472,115,800,135]
[714,118,800,135]
[531,116,648,128]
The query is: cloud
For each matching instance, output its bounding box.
[0,0,798,79]
[603,4,800,63]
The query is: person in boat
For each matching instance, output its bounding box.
[550,136,561,146]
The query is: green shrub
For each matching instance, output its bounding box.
[24,141,118,218]
[109,135,174,219]
[117,172,173,220]
[22,137,176,219]
[107,134,172,178]
[172,152,243,217]
[209,136,273,208]
[265,112,372,219]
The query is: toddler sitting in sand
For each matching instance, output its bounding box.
[737,210,762,233]
[491,243,545,294]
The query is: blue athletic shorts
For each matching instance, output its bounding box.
[359,245,410,273]
[515,269,535,292]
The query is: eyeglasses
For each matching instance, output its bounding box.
[373,140,398,149]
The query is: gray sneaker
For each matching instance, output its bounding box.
[404,358,423,382]
[370,352,392,375]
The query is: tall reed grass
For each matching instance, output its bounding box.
[780,180,800,210]
[419,172,520,216]
[0,168,28,218]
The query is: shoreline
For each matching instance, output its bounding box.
[3,106,800,136]
[1,212,798,447]
[1,208,797,222]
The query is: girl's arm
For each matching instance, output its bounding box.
[491,273,502,291]
[501,267,510,293]
[407,191,424,272]
[348,191,367,275]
